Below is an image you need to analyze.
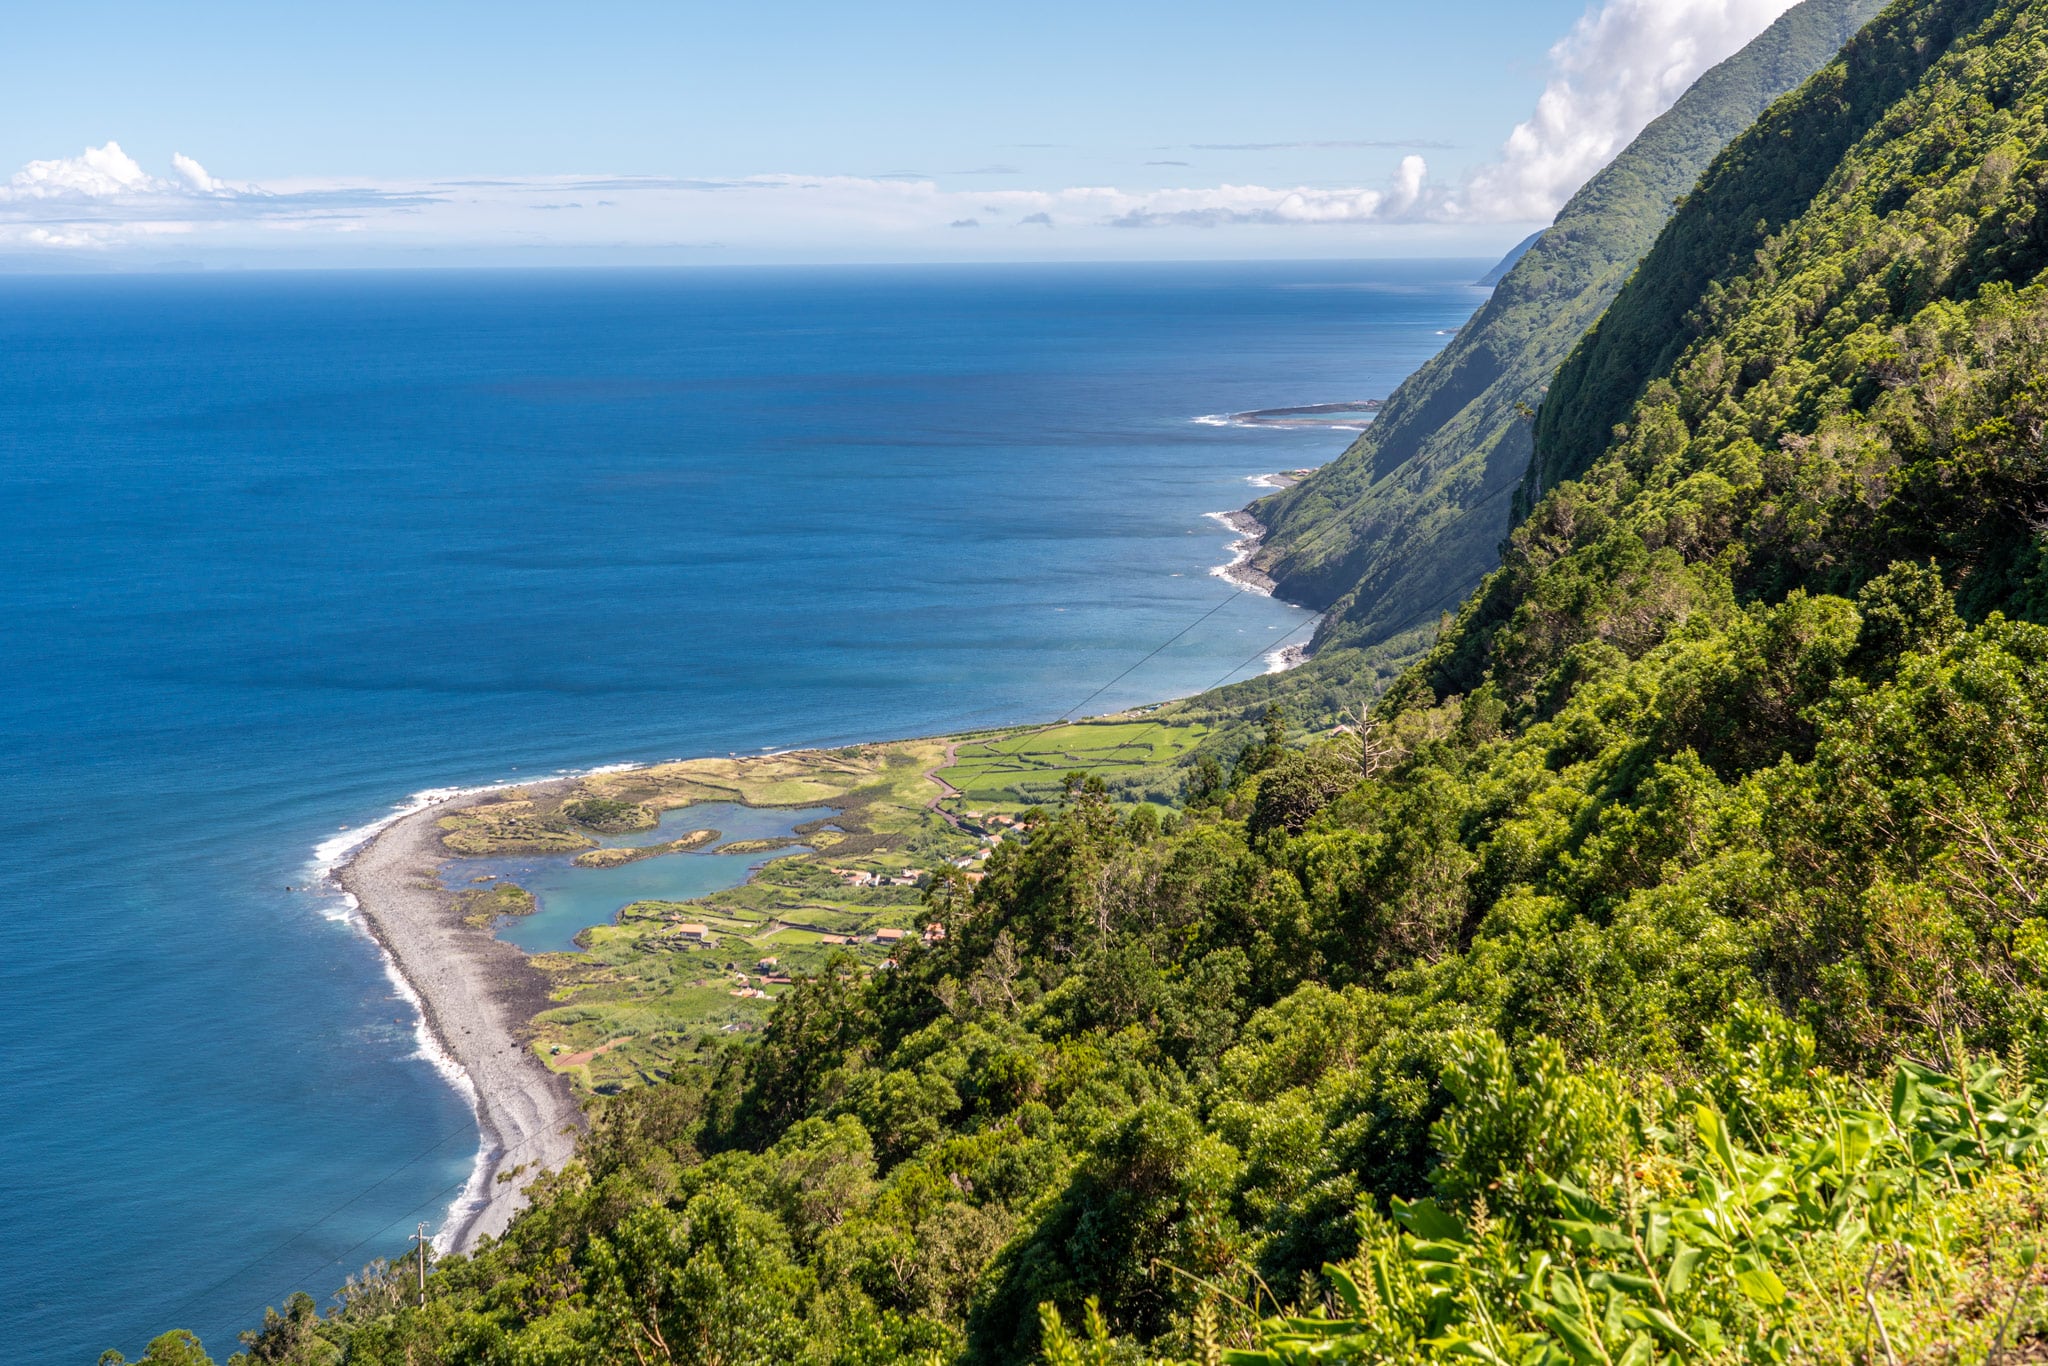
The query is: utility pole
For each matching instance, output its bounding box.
[412,1222,430,1308]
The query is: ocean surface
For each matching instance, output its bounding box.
[0,261,1483,1362]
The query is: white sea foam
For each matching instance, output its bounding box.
[308,785,478,921]
[376,945,490,1253]
[1204,511,1273,596]
[1264,638,1314,674]
[1190,413,1283,431]
[1190,412,1370,433]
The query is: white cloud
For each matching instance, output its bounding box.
[9,141,161,199]
[26,226,107,248]
[171,152,222,194]
[1458,0,1800,221]
[0,0,1801,267]
[1390,155,1428,215]
[0,143,451,251]
[0,155,1468,256]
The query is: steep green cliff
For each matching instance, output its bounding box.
[121,0,2048,1362]
[1522,0,2004,503]
[1243,0,1883,656]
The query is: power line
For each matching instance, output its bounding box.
[1086,613,1326,775]
[1051,455,1396,730]
[158,1117,476,1329]
[165,466,1375,1340]
[1057,588,1248,723]
[1021,474,1379,784]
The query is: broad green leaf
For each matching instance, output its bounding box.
[1588,1271,1656,1296]
[1554,1219,1634,1254]
[1695,1102,1739,1176]
[1644,1209,1670,1260]
[1412,1239,1471,1263]
[1548,1178,1616,1225]
[1732,1256,1788,1307]
[1435,1336,1510,1365]
[1634,1304,1700,1350]
[1686,1316,1726,1353]
[1394,1196,1468,1243]
[1530,1306,1605,1366]
[1326,1265,1365,1318]
[1665,1244,1705,1299]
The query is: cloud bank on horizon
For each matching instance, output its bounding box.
[1,0,1799,262]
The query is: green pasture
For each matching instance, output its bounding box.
[936,717,1207,808]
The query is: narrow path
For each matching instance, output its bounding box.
[925,741,965,829]
[556,1036,629,1069]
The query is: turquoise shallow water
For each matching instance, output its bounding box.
[469,802,839,953]
[0,260,1483,1361]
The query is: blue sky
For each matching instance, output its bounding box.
[0,0,1804,267]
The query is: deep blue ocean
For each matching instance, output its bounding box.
[0,261,1483,1362]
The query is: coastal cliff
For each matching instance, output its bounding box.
[133,0,2048,1358]
[1240,0,1885,656]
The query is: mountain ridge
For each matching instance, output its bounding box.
[1240,0,1887,660]
[111,0,2048,1361]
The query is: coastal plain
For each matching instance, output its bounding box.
[349,713,1215,1163]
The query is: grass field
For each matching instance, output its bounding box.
[934,716,1208,810]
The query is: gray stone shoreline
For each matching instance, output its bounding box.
[336,786,583,1252]
[1213,508,1279,595]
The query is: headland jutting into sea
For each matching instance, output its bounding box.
[332,469,1320,1246]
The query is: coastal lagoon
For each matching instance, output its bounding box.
[0,261,1483,1360]
[466,802,838,954]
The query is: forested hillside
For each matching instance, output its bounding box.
[116,0,2048,1361]
[1242,0,1881,657]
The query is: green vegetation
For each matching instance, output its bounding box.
[1245,0,1882,659]
[571,829,717,868]
[466,729,1209,1093]
[1524,0,2001,505]
[451,881,536,929]
[485,742,974,1090]
[935,718,1211,812]
[437,793,594,855]
[564,797,659,834]
[123,0,2048,1360]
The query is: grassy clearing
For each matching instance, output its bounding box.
[936,716,1208,811]
[570,828,716,867]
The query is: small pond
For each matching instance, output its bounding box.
[457,801,838,953]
